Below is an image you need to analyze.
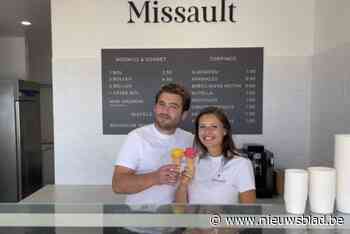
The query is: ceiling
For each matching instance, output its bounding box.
[0,0,51,83]
[0,0,50,37]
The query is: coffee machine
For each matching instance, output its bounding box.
[241,144,274,198]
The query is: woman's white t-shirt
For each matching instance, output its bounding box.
[188,155,255,204]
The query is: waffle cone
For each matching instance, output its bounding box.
[172,158,181,166]
[186,158,194,171]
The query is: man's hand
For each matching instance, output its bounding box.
[155,164,180,185]
[113,164,180,194]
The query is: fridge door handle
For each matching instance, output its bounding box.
[15,101,23,201]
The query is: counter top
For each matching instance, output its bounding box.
[21,185,283,204]
[3,185,345,233]
[0,202,347,233]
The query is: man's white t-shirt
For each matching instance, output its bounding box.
[188,155,255,204]
[115,124,193,204]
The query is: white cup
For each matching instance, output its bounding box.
[284,169,308,214]
[308,167,336,214]
[335,134,350,213]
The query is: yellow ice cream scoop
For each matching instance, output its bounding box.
[171,148,184,160]
[171,148,184,174]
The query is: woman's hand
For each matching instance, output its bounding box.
[180,165,195,186]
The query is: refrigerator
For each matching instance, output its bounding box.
[0,79,43,202]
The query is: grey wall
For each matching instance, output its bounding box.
[0,37,27,79]
[310,0,350,166]
[26,31,52,85]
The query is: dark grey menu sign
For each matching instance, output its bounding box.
[102,48,263,134]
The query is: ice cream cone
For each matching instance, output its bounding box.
[171,148,184,172]
[187,159,194,171]
[183,147,197,184]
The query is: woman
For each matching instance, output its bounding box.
[176,106,256,204]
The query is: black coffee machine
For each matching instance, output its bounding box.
[241,144,274,198]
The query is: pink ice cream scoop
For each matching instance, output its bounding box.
[184,147,197,159]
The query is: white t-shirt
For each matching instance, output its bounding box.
[188,155,255,204]
[115,124,193,204]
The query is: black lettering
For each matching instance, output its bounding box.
[187,6,200,23]
[174,7,186,23]
[153,1,159,23]
[161,7,172,23]
[127,0,238,24]
[202,6,217,23]
[128,1,150,23]
[229,3,237,23]
[221,0,226,22]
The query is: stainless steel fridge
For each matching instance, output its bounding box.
[0,79,43,202]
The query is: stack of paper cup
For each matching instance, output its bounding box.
[308,167,336,214]
[284,169,308,214]
[335,134,350,213]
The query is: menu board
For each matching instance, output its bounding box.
[102,48,263,135]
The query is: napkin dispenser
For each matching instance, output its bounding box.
[242,144,275,198]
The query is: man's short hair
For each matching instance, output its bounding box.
[155,83,191,112]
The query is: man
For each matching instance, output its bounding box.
[112,83,193,204]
